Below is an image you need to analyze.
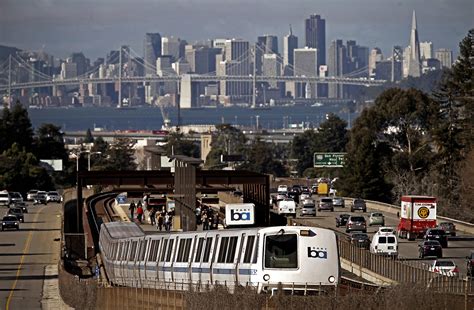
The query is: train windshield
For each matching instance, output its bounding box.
[264,233,297,269]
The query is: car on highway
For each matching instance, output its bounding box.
[9,192,24,204]
[335,214,351,227]
[346,215,367,233]
[318,197,334,212]
[466,251,474,277]
[300,200,316,217]
[424,228,448,248]
[428,260,459,277]
[439,222,456,237]
[1,215,20,231]
[27,189,39,201]
[418,240,443,259]
[287,189,300,204]
[370,233,398,257]
[34,191,48,205]
[368,212,385,226]
[300,191,311,201]
[332,196,345,208]
[376,227,396,235]
[6,207,24,223]
[277,185,288,193]
[11,202,28,213]
[46,191,62,203]
[348,233,371,249]
[0,190,11,206]
[351,198,367,212]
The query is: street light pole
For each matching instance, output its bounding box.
[87,151,102,171]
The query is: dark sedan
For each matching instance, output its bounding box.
[2,215,20,231]
[12,202,28,213]
[348,233,371,249]
[418,240,443,258]
[7,207,24,223]
[351,198,367,212]
[424,228,448,248]
[336,214,351,227]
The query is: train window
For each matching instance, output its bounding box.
[166,239,175,262]
[117,243,122,260]
[226,236,238,263]
[264,234,298,269]
[129,241,138,261]
[139,240,148,261]
[122,242,129,261]
[252,236,259,264]
[176,239,186,262]
[183,239,192,262]
[243,236,255,263]
[202,237,213,262]
[217,237,229,263]
[148,240,160,262]
[160,239,168,262]
[194,238,205,262]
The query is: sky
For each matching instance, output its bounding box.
[0,0,472,60]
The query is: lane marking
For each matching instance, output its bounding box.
[5,205,46,310]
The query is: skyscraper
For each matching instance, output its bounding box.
[435,48,453,68]
[305,14,326,97]
[328,40,346,98]
[369,48,383,78]
[143,33,162,76]
[419,41,433,60]
[407,10,421,77]
[392,46,403,82]
[294,47,317,98]
[283,25,298,74]
[162,36,181,62]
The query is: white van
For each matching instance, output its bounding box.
[0,191,11,206]
[277,198,296,217]
[370,233,398,258]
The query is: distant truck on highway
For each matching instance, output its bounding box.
[317,183,329,196]
[397,195,437,241]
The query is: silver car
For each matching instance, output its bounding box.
[369,212,385,226]
[346,216,367,233]
[318,197,334,212]
[332,197,345,207]
[300,201,316,217]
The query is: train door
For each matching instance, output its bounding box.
[127,240,139,286]
[197,235,217,286]
[137,238,148,286]
[212,233,241,287]
[237,234,258,286]
[172,235,194,288]
[119,240,130,286]
[162,236,177,289]
[145,238,160,288]
[190,235,206,285]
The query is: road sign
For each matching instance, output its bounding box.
[314,153,346,168]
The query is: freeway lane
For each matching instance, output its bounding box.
[0,202,63,309]
[293,196,474,276]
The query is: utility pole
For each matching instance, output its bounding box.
[8,54,12,106]
[118,46,122,108]
[252,44,257,108]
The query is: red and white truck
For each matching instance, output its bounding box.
[397,195,437,241]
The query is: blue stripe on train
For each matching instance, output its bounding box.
[128,265,255,275]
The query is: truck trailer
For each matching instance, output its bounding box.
[397,195,437,241]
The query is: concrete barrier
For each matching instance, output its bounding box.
[340,257,396,286]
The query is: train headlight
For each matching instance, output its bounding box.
[263,274,270,281]
[328,276,336,283]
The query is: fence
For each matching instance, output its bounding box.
[338,238,474,295]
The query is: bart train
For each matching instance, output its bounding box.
[99,222,340,294]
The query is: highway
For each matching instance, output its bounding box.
[291,196,474,276]
[0,202,63,309]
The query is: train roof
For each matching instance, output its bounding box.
[102,222,145,239]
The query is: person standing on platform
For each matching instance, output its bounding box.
[137,203,144,223]
[157,213,164,231]
[129,201,136,220]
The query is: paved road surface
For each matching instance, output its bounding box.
[292,196,474,276]
[0,202,63,309]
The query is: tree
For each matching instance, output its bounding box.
[103,138,137,170]
[34,124,68,162]
[84,128,94,143]
[240,137,286,176]
[0,101,34,153]
[205,124,247,169]
[318,113,348,152]
[164,132,200,158]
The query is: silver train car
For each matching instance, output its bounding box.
[99,222,340,294]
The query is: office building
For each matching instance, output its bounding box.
[328,40,346,98]
[435,48,453,68]
[162,36,181,62]
[294,47,317,98]
[263,53,281,89]
[305,14,326,97]
[420,41,433,60]
[70,52,88,76]
[143,33,162,75]
[392,46,403,82]
[283,25,298,75]
[369,48,383,78]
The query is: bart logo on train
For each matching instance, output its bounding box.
[230,209,252,221]
[307,247,328,259]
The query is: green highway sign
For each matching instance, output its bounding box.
[314,152,346,168]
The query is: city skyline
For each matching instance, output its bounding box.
[0,0,472,60]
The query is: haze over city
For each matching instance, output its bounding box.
[1,0,472,59]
